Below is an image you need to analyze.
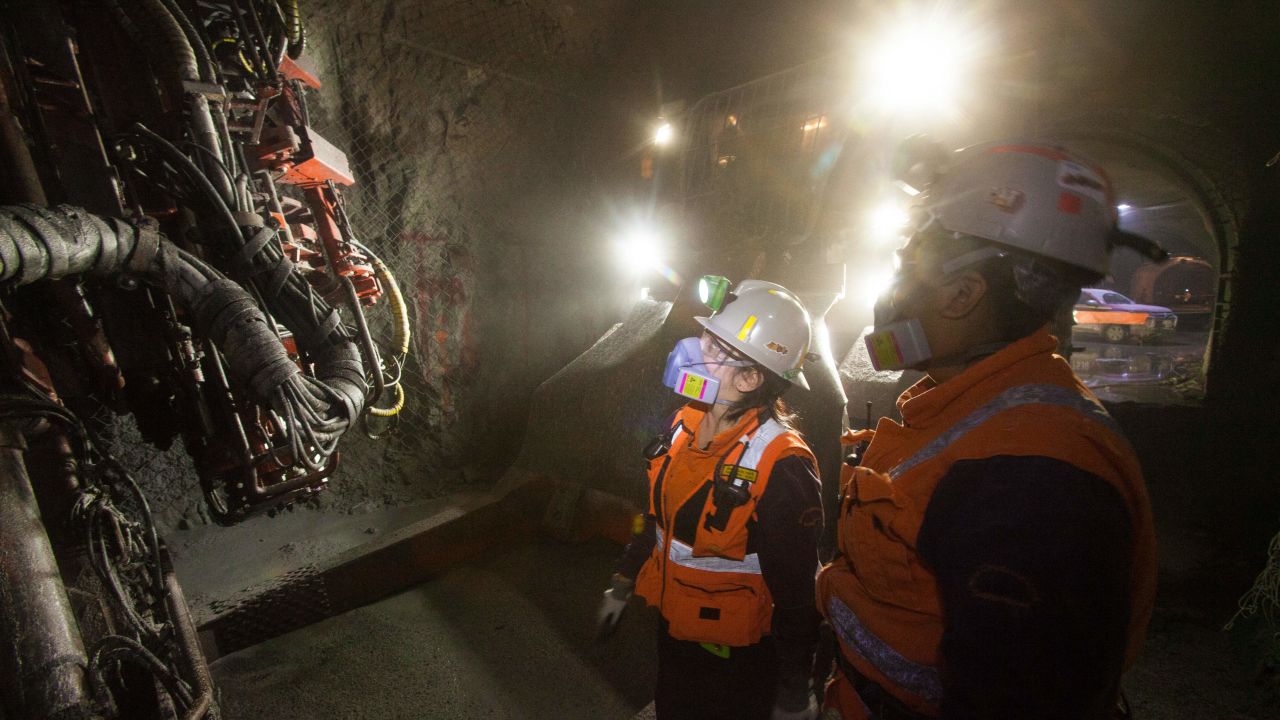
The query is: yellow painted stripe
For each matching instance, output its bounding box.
[737,315,758,341]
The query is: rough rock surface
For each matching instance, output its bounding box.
[127,0,636,531]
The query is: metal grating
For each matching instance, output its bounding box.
[206,564,333,655]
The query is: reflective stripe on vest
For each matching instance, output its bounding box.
[737,418,786,470]
[827,596,943,706]
[670,422,689,449]
[888,383,1122,481]
[834,383,1123,706]
[655,526,763,575]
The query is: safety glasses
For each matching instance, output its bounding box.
[699,331,752,367]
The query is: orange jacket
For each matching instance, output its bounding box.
[816,330,1156,718]
[635,405,816,648]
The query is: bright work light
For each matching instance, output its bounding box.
[698,275,731,312]
[615,223,665,275]
[654,122,674,146]
[860,11,982,117]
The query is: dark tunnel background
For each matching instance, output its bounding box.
[83,0,1280,717]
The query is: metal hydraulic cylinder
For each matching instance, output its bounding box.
[0,423,92,719]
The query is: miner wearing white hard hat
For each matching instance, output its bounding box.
[818,140,1161,719]
[598,279,824,720]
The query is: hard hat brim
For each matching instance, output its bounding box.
[789,369,811,391]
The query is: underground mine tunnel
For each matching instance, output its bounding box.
[1,1,1279,718]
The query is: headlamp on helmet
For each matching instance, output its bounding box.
[697,275,732,312]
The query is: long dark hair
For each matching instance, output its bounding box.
[724,365,799,431]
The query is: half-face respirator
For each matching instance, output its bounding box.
[863,243,1007,372]
[865,295,932,372]
[661,336,750,404]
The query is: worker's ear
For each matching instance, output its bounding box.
[733,366,764,393]
[938,269,988,319]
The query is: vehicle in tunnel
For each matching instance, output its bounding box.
[1073,288,1179,343]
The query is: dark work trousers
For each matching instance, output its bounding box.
[654,622,778,720]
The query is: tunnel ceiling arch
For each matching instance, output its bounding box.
[1039,117,1250,370]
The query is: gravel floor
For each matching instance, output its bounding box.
[207,537,658,719]
[199,530,1277,719]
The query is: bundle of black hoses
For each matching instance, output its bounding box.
[0,204,364,472]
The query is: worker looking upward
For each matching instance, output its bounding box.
[599,279,824,720]
[818,141,1160,719]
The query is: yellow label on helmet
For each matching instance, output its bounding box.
[737,315,758,342]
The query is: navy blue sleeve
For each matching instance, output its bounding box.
[755,454,824,610]
[616,408,682,579]
[755,454,824,708]
[616,514,656,580]
[917,455,1133,720]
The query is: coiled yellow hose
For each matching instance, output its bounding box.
[366,250,410,418]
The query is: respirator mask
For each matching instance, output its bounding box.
[864,232,934,372]
[662,334,751,404]
[863,233,1007,372]
[865,288,933,372]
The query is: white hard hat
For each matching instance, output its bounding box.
[695,279,813,389]
[914,142,1158,277]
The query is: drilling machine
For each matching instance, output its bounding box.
[0,1,410,717]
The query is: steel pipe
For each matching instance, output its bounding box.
[0,423,92,719]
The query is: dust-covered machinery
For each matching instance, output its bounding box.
[0,1,409,717]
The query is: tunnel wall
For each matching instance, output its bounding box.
[126,0,640,530]
[298,0,637,511]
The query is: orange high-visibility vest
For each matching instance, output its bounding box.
[816,330,1157,718]
[635,405,816,648]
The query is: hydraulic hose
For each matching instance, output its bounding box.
[158,0,218,83]
[107,0,236,207]
[348,239,410,360]
[278,0,304,58]
[351,240,410,418]
[0,204,364,466]
[372,252,411,357]
[367,384,405,419]
[125,123,365,435]
[107,0,199,86]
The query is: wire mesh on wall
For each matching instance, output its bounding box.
[298,0,617,504]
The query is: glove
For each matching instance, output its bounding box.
[594,574,634,640]
[770,697,818,720]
